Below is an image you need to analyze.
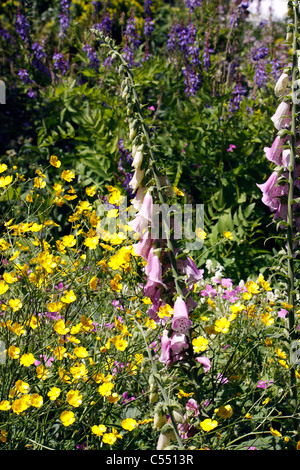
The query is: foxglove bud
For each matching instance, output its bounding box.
[149,391,159,404]
[274,73,289,97]
[153,412,166,430]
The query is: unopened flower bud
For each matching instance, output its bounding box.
[149,392,159,404]
[153,412,167,430]
[274,73,289,97]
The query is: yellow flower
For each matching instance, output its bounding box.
[34,176,46,189]
[73,346,89,358]
[261,312,274,326]
[7,345,20,359]
[19,353,35,367]
[47,387,61,401]
[157,304,173,319]
[86,186,97,197]
[178,389,194,399]
[111,335,128,351]
[0,280,9,295]
[61,170,75,182]
[110,274,122,292]
[15,380,30,394]
[50,155,61,168]
[121,418,137,431]
[192,336,209,353]
[61,289,77,304]
[223,231,233,240]
[60,410,75,427]
[54,319,70,335]
[30,393,43,408]
[66,389,83,407]
[84,236,99,250]
[102,433,117,445]
[62,234,76,248]
[195,227,207,240]
[214,404,233,419]
[214,317,230,334]
[0,175,13,187]
[245,280,260,294]
[270,427,282,437]
[47,301,64,313]
[98,382,114,397]
[36,364,49,380]
[8,298,22,312]
[173,186,184,196]
[107,393,120,404]
[11,394,31,414]
[89,276,98,290]
[276,348,287,359]
[200,419,218,432]
[3,272,17,284]
[0,163,7,173]
[0,400,11,411]
[91,424,107,436]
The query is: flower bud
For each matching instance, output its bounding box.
[149,392,159,404]
[153,412,167,430]
[274,73,289,97]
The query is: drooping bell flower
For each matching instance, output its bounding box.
[145,247,166,287]
[195,356,212,373]
[131,186,145,211]
[129,190,153,236]
[129,168,145,193]
[171,296,192,334]
[177,256,204,288]
[170,332,189,362]
[159,329,171,364]
[132,229,153,260]
[256,171,283,213]
[271,101,291,130]
[264,135,286,166]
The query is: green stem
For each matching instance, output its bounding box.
[287,0,298,436]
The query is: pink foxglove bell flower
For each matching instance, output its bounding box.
[274,72,289,97]
[170,332,189,361]
[171,296,192,334]
[195,356,212,373]
[177,256,204,288]
[256,171,283,213]
[264,135,286,166]
[132,230,153,260]
[145,248,166,287]
[271,101,291,130]
[159,329,171,364]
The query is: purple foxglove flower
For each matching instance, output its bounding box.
[177,257,204,287]
[257,171,286,213]
[171,297,192,334]
[264,135,286,166]
[132,231,155,262]
[145,248,166,287]
[170,332,189,356]
[195,356,211,373]
[159,329,171,364]
[186,398,200,416]
[131,186,145,211]
[271,101,291,130]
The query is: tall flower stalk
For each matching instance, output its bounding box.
[257,0,299,437]
[91,28,205,449]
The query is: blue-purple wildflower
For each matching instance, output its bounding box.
[59,0,70,38]
[53,52,69,75]
[82,43,100,73]
[15,12,30,42]
[228,80,246,115]
[18,69,32,84]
